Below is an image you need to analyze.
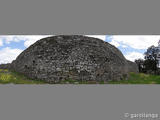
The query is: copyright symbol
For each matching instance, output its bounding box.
[124,113,129,118]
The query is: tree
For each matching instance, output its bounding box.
[135,59,144,72]
[144,45,159,74]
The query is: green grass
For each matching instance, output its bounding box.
[0,69,46,84]
[1,69,160,84]
[108,72,160,84]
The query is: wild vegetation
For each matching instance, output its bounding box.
[0,69,46,84]
[0,69,160,84]
[135,45,160,74]
[108,72,160,84]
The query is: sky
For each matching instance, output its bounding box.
[0,35,160,64]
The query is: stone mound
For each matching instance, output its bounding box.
[127,60,139,73]
[10,35,138,83]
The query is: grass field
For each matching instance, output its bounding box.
[0,69,46,84]
[0,69,160,84]
[108,72,160,84]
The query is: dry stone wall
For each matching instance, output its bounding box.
[2,35,138,83]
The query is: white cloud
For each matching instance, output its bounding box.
[125,52,144,62]
[0,35,52,48]
[110,35,160,49]
[86,35,106,41]
[0,47,23,64]
[23,35,52,48]
[122,45,127,48]
[24,39,37,48]
[109,40,120,47]
[0,39,3,46]
[0,36,26,44]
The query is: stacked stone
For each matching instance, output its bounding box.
[9,35,138,83]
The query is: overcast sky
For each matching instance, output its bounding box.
[0,35,160,64]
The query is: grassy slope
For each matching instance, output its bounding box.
[1,69,160,84]
[108,72,160,84]
[0,69,46,84]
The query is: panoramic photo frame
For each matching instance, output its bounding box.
[0,35,160,84]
